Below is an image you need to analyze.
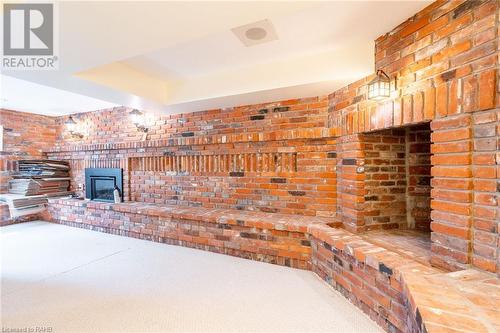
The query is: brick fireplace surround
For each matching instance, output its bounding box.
[1,1,499,332]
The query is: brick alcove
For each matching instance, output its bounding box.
[333,110,497,273]
[363,123,432,232]
[335,124,433,266]
[364,124,433,266]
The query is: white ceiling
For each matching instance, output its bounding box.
[0,75,117,116]
[126,2,386,79]
[2,1,431,116]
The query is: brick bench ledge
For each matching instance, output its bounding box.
[46,198,335,232]
[45,198,336,271]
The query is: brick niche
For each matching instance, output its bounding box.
[363,124,432,232]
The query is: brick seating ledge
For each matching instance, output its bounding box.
[45,198,499,333]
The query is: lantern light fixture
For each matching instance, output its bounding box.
[129,109,148,133]
[368,69,392,101]
[65,115,83,139]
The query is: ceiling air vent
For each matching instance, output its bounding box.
[231,19,278,47]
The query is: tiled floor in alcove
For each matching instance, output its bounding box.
[361,229,432,267]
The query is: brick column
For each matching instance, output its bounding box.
[469,110,498,273]
[336,134,365,233]
[430,114,473,271]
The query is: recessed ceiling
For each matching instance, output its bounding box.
[3,1,431,116]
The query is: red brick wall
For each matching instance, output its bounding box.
[55,97,330,147]
[364,129,407,230]
[328,0,499,272]
[127,139,336,216]
[0,109,58,192]
[48,98,338,217]
[328,1,498,135]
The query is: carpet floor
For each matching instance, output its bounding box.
[1,221,382,332]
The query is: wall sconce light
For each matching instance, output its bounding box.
[368,69,393,101]
[65,115,84,139]
[129,109,148,133]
